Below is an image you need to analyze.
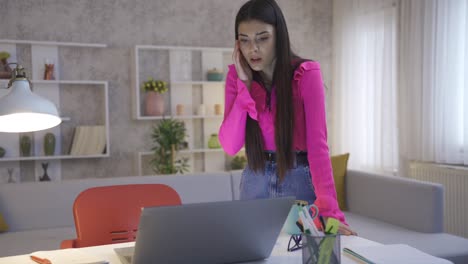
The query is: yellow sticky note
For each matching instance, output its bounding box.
[325,217,339,234]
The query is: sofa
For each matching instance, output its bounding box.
[1,170,467,263]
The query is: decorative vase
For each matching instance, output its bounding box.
[7,168,15,183]
[40,162,51,182]
[145,91,165,116]
[20,136,32,157]
[44,63,55,80]
[207,68,224,81]
[43,133,56,156]
[176,104,185,115]
[0,147,5,158]
[208,134,221,149]
[214,104,223,115]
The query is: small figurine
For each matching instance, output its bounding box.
[39,163,51,181]
[7,168,15,183]
[44,62,55,80]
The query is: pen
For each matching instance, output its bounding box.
[296,220,304,232]
[30,255,52,264]
[319,215,326,231]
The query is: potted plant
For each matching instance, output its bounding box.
[150,118,189,174]
[142,77,168,116]
[0,51,12,79]
[230,155,247,170]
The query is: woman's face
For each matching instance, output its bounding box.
[237,20,276,73]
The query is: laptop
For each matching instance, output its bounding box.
[114,196,295,264]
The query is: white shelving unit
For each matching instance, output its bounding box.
[0,39,109,182]
[133,45,233,175]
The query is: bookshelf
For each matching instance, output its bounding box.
[132,45,234,175]
[0,39,110,182]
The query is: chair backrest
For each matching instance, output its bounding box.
[72,184,181,248]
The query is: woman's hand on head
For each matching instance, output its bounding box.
[233,40,252,89]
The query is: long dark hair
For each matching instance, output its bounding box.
[235,0,300,181]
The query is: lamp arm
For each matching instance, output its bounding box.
[6,63,33,90]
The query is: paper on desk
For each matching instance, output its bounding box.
[343,244,452,264]
[31,248,108,264]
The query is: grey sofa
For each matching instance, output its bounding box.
[1,170,467,263]
[231,169,468,264]
[0,172,234,257]
[342,170,468,264]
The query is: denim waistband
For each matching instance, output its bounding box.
[264,151,308,166]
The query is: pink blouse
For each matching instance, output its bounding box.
[219,61,347,224]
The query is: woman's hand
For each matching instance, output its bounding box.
[323,217,358,236]
[232,40,252,89]
[338,222,357,236]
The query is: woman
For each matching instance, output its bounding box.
[219,0,356,235]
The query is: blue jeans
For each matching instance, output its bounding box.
[239,161,317,205]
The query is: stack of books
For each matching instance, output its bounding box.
[69,126,106,156]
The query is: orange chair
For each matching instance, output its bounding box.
[60,184,181,248]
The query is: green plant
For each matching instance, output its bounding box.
[0,51,10,61]
[231,155,247,170]
[150,118,189,174]
[142,77,168,94]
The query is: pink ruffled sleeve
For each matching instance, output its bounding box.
[219,65,258,155]
[296,61,348,225]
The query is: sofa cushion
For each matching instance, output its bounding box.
[346,170,444,233]
[0,213,7,232]
[331,153,349,210]
[0,227,75,257]
[345,212,468,264]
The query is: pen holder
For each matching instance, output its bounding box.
[302,233,341,264]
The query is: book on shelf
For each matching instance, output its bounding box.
[70,126,106,156]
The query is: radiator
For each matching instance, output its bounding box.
[409,162,468,238]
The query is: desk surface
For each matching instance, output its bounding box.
[0,233,380,264]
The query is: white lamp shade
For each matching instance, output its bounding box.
[0,79,62,133]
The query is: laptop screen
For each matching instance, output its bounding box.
[131,197,295,264]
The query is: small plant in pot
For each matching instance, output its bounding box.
[0,51,12,79]
[142,77,168,116]
[230,155,247,170]
[150,118,189,174]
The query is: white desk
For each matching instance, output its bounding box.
[0,233,380,263]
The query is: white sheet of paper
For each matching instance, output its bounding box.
[344,244,452,264]
[31,248,108,264]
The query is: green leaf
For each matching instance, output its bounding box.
[149,118,188,174]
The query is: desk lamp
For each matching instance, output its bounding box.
[0,64,61,132]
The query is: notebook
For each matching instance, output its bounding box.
[114,197,295,264]
[343,244,453,264]
[30,248,108,264]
